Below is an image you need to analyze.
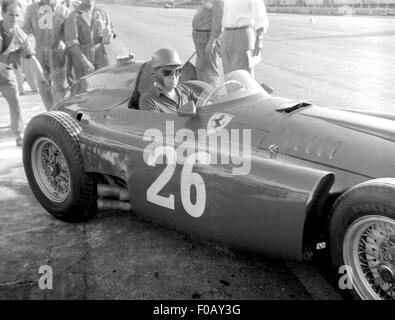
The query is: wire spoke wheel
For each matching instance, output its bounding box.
[31,137,71,203]
[343,215,395,300]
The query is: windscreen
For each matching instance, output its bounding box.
[197,70,269,108]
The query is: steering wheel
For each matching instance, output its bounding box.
[200,80,244,106]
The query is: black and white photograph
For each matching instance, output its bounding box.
[0,0,394,306]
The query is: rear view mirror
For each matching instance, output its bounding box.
[177,100,197,117]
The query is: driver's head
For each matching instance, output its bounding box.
[151,48,182,91]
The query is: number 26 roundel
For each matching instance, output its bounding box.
[146,146,211,218]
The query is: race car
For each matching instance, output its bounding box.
[22,54,395,300]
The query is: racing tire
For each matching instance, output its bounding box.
[23,112,97,222]
[329,178,395,300]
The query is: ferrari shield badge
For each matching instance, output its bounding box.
[207,113,234,135]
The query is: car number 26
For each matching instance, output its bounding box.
[146,146,211,218]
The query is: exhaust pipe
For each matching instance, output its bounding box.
[97,199,132,211]
[97,184,131,211]
[97,184,129,201]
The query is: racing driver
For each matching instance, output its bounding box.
[139,48,198,113]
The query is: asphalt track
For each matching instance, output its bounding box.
[1,5,394,300]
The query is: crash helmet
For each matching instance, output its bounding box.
[151,48,182,68]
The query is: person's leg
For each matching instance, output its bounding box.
[193,30,206,82]
[51,48,67,106]
[0,75,24,145]
[193,31,220,85]
[22,57,39,92]
[222,29,254,75]
[221,30,233,75]
[37,63,53,111]
[66,49,74,86]
[206,45,220,85]
[36,50,54,110]
[72,57,87,81]
[94,45,110,71]
[230,29,254,74]
[13,65,25,94]
[72,47,94,80]
[51,65,67,106]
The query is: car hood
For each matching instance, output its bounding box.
[260,105,395,178]
[300,107,395,143]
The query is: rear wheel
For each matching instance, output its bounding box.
[330,179,395,300]
[23,112,97,222]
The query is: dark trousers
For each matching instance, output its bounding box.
[0,70,24,136]
[192,30,220,85]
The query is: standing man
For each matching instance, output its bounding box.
[0,0,46,146]
[192,0,222,85]
[23,0,70,110]
[61,0,77,85]
[19,0,39,94]
[221,0,269,77]
[64,0,115,80]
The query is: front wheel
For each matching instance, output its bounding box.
[23,112,97,222]
[330,179,395,300]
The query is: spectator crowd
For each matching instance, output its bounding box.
[1,0,268,145]
[0,0,115,146]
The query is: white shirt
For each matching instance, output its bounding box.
[222,0,269,33]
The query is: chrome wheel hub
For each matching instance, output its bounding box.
[45,164,58,177]
[343,215,395,300]
[31,137,70,202]
[378,264,394,284]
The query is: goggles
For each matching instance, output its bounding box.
[161,68,182,77]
